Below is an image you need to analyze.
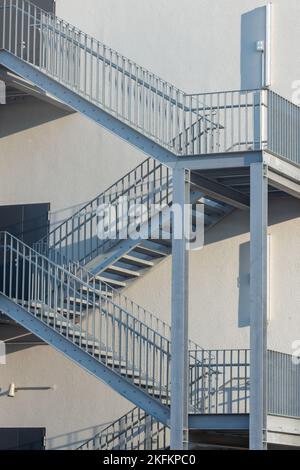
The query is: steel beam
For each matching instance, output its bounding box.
[170,168,190,450]
[188,414,250,431]
[268,170,300,200]
[190,173,250,210]
[0,67,73,112]
[173,151,263,171]
[264,151,300,184]
[249,163,268,450]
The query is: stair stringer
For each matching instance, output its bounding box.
[0,293,170,425]
[0,50,177,167]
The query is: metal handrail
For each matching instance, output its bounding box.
[65,260,206,360]
[78,348,300,449]
[0,231,212,408]
[0,0,264,156]
[189,349,250,414]
[3,2,300,163]
[0,231,171,400]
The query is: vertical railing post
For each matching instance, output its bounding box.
[144,415,152,450]
[249,162,268,450]
[170,167,190,450]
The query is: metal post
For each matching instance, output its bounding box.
[249,162,268,450]
[0,80,6,104]
[170,167,190,450]
[254,90,262,150]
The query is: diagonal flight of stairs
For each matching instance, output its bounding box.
[0,231,218,427]
[0,0,244,450]
[34,156,232,290]
[77,406,169,451]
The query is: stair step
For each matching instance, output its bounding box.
[82,285,113,297]
[20,300,82,317]
[121,254,154,268]
[148,237,171,248]
[14,302,171,401]
[105,265,141,279]
[35,311,169,395]
[135,241,171,258]
[67,297,92,307]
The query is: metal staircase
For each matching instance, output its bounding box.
[77,349,251,450]
[34,157,232,288]
[0,0,259,451]
[0,0,262,166]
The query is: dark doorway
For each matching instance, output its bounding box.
[0,428,46,450]
[0,203,50,301]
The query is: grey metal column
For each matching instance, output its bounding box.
[0,80,6,104]
[170,167,190,450]
[249,162,268,450]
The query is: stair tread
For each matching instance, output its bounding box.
[82,285,113,297]
[95,275,126,288]
[36,312,169,392]
[105,265,141,278]
[121,254,154,268]
[135,241,171,258]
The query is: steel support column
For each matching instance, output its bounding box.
[249,162,268,450]
[170,168,190,450]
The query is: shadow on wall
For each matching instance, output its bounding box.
[241,6,266,90]
[0,97,71,139]
[205,195,300,248]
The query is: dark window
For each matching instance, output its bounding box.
[0,203,50,247]
[0,428,46,450]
